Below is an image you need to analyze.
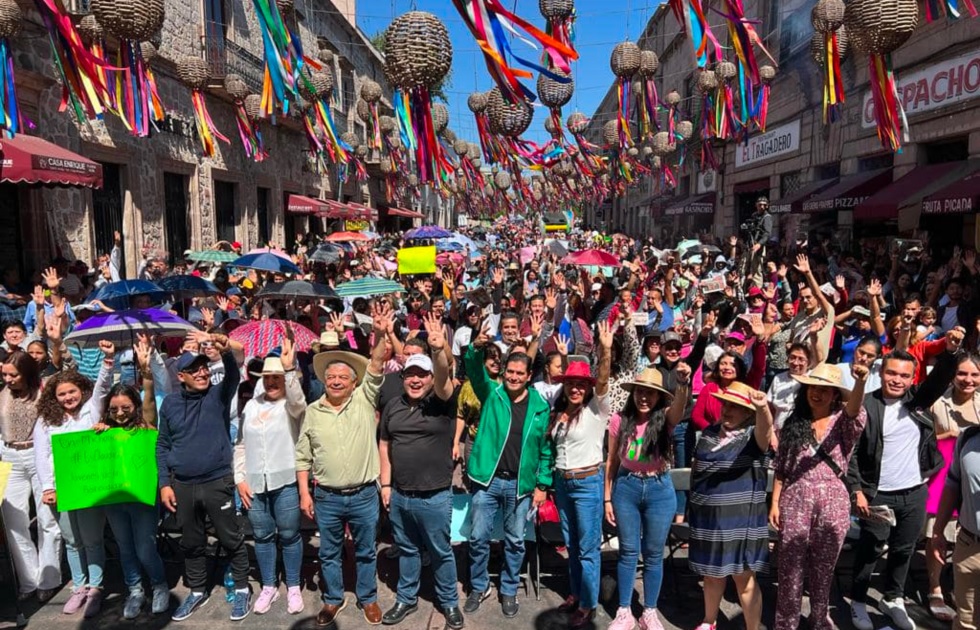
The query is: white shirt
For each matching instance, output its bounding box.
[552,393,610,470]
[452,327,473,357]
[534,381,562,406]
[233,372,306,493]
[878,398,925,492]
[838,360,882,394]
[767,372,800,430]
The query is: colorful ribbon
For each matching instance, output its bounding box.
[821,32,845,124]
[252,0,319,117]
[114,41,163,137]
[235,103,268,162]
[868,54,907,152]
[669,0,723,68]
[925,0,979,20]
[190,90,230,157]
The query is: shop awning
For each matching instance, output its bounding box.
[286,194,328,215]
[345,202,378,221]
[733,178,770,195]
[388,207,424,219]
[771,178,839,214]
[854,162,973,221]
[0,134,103,188]
[664,193,716,216]
[801,168,892,213]
[320,200,355,219]
[921,161,980,215]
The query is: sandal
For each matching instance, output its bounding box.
[928,593,955,621]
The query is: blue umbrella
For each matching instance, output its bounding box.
[64,309,197,349]
[231,252,302,275]
[90,280,169,310]
[404,225,452,239]
[158,275,221,299]
[436,240,465,253]
[448,232,484,252]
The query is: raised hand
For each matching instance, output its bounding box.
[529,311,544,338]
[215,295,230,312]
[835,274,846,290]
[32,285,44,307]
[280,334,295,371]
[423,312,446,351]
[41,267,60,290]
[749,388,768,409]
[750,314,766,338]
[701,310,717,337]
[851,363,869,383]
[200,307,215,329]
[492,268,504,285]
[867,278,882,297]
[675,361,692,385]
[45,317,62,342]
[555,334,570,356]
[809,316,827,335]
[545,287,557,311]
[328,312,345,332]
[134,337,152,374]
[946,326,966,353]
[794,254,811,275]
[98,339,116,359]
[777,264,788,279]
[372,301,394,335]
[472,321,491,348]
[597,320,614,350]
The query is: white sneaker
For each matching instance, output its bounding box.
[881,597,916,630]
[850,601,874,630]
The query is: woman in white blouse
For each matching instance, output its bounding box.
[233,336,306,615]
[548,321,613,629]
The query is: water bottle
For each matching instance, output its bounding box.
[224,566,235,602]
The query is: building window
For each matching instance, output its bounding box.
[214,181,237,244]
[341,65,355,113]
[257,186,270,245]
[781,171,803,197]
[778,2,815,63]
[203,0,227,80]
[925,138,968,164]
[163,173,189,265]
[92,163,126,275]
[858,153,894,172]
[817,162,841,180]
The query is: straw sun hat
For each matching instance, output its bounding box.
[710,381,759,411]
[791,363,851,396]
[622,368,673,398]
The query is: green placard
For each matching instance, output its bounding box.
[52,429,158,512]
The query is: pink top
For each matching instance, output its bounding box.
[609,412,666,473]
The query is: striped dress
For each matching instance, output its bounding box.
[688,424,771,578]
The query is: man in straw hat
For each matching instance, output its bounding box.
[295,302,393,627]
[378,313,463,629]
[848,326,965,630]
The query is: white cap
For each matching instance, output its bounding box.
[591,282,602,292]
[262,357,285,375]
[403,354,433,373]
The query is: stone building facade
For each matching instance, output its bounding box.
[4,0,390,278]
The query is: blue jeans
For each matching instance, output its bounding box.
[674,421,691,516]
[389,488,458,608]
[56,507,106,590]
[313,484,379,605]
[247,483,302,588]
[468,476,530,597]
[611,471,675,608]
[104,502,166,590]
[554,470,604,609]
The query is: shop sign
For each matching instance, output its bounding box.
[689,201,715,214]
[922,196,973,214]
[31,155,98,176]
[734,119,800,169]
[345,220,368,231]
[802,194,869,213]
[862,49,980,128]
[697,169,717,193]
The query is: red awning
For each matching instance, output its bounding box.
[854,162,972,221]
[770,178,838,214]
[664,193,716,216]
[319,200,355,219]
[921,161,980,215]
[801,168,892,213]
[347,202,379,221]
[0,135,103,188]
[286,194,328,215]
[388,207,424,219]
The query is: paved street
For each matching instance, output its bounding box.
[0,534,953,630]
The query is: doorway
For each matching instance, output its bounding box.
[163,173,190,262]
[257,187,270,246]
[92,162,125,276]
[214,180,237,244]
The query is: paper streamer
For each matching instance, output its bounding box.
[868,54,907,152]
[191,90,230,157]
[0,38,19,137]
[235,103,268,162]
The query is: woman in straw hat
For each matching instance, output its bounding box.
[770,362,869,630]
[604,360,693,630]
[549,321,613,629]
[688,381,774,630]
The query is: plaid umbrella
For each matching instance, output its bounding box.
[228,319,319,358]
[186,250,238,263]
[64,309,196,349]
[335,277,404,298]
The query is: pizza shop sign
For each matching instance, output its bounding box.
[862,49,980,128]
[735,119,800,169]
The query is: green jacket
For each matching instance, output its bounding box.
[465,345,554,496]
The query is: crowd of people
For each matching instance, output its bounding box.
[1,199,980,630]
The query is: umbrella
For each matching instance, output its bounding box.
[245,247,292,261]
[436,240,465,253]
[436,252,466,266]
[64,309,197,349]
[90,280,169,307]
[561,249,621,267]
[232,252,302,275]
[158,275,221,299]
[676,239,702,256]
[683,244,722,259]
[186,249,238,263]
[228,319,319,358]
[325,231,372,242]
[257,280,338,300]
[308,244,345,264]
[404,225,452,239]
[447,232,484,251]
[334,277,405,298]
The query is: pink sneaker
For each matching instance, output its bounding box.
[253,586,279,614]
[286,586,304,614]
[83,588,103,618]
[62,588,88,615]
[694,624,717,630]
[608,606,636,630]
[638,608,664,630]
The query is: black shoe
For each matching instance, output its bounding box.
[381,602,417,625]
[501,595,519,618]
[444,606,464,629]
[462,589,491,613]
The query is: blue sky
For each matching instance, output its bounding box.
[357,1,665,147]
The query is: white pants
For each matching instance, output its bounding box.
[0,444,62,592]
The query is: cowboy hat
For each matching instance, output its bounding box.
[621,368,672,398]
[553,360,595,385]
[792,363,851,394]
[313,350,369,384]
[312,330,341,353]
[710,382,759,411]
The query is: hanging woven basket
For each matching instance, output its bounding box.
[0,0,19,39]
[140,41,158,64]
[603,120,619,146]
[537,69,574,109]
[379,157,394,175]
[610,41,641,78]
[486,87,533,137]
[276,0,294,14]
[812,0,846,33]
[467,91,488,114]
[811,28,850,65]
[355,144,368,158]
[177,56,210,90]
[311,70,334,97]
[76,13,103,44]
[651,131,673,155]
[379,115,395,134]
[566,111,588,134]
[360,79,382,103]
[91,0,165,42]
[431,102,449,134]
[466,142,481,160]
[665,90,682,106]
[224,74,249,102]
[454,139,469,157]
[544,116,558,135]
[539,0,574,20]
[407,173,419,187]
[759,65,777,84]
[639,50,659,77]
[384,11,452,90]
[651,155,662,169]
[244,95,262,121]
[340,132,357,147]
[355,99,371,123]
[494,171,512,191]
[676,120,694,140]
[697,70,717,94]
[317,47,334,66]
[441,128,456,143]
[716,61,737,82]
[844,0,918,55]
[388,133,402,150]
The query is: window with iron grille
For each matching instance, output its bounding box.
[203,0,227,81]
[780,171,803,197]
[858,154,894,172]
[341,65,355,113]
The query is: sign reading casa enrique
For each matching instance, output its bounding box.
[862,49,980,128]
[735,119,801,169]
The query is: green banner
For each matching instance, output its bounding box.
[52,429,158,512]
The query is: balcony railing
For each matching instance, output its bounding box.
[225,40,264,94]
[203,20,227,82]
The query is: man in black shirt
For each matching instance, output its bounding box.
[379,314,463,629]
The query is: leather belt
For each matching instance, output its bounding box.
[495,470,517,480]
[4,441,33,451]
[317,482,374,496]
[559,466,602,480]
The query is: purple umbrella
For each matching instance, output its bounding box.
[64,308,197,349]
[404,225,452,240]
